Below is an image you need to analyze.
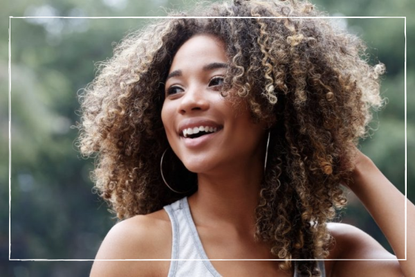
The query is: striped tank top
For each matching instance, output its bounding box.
[163,197,326,276]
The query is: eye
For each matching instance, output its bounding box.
[166,85,184,96]
[208,76,224,88]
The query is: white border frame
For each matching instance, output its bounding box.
[8,15,407,262]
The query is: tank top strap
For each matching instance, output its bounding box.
[164,198,326,277]
[164,197,221,277]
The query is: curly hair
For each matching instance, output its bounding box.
[77,0,384,275]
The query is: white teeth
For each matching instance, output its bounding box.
[182,126,218,138]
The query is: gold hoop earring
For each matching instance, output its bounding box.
[264,131,271,173]
[160,148,196,194]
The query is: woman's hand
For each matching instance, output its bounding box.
[344,146,414,277]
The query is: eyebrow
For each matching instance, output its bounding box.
[166,70,182,81]
[203,62,228,71]
[166,62,228,81]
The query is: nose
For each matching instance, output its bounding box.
[179,85,210,114]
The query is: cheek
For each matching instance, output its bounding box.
[231,111,266,149]
[161,104,170,133]
[161,101,171,125]
[161,103,175,138]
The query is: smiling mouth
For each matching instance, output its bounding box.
[182,126,219,139]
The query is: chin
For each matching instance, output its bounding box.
[182,157,215,174]
[183,162,207,174]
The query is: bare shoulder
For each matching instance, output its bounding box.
[327,222,402,277]
[95,209,171,259]
[90,209,172,277]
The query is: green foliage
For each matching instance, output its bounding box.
[1,0,412,275]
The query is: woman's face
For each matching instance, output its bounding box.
[161,34,266,175]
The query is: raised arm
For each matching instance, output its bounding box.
[343,148,414,276]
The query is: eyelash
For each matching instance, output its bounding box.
[165,76,225,96]
[166,86,184,96]
[208,76,224,87]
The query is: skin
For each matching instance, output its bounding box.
[90,35,414,277]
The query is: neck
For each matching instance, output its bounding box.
[188,159,264,233]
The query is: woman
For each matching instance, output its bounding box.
[78,0,414,276]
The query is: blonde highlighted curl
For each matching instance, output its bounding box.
[77,0,384,275]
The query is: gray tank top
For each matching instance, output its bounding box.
[163,197,326,277]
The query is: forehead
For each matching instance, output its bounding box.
[169,34,228,71]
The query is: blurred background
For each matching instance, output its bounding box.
[1,0,413,276]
